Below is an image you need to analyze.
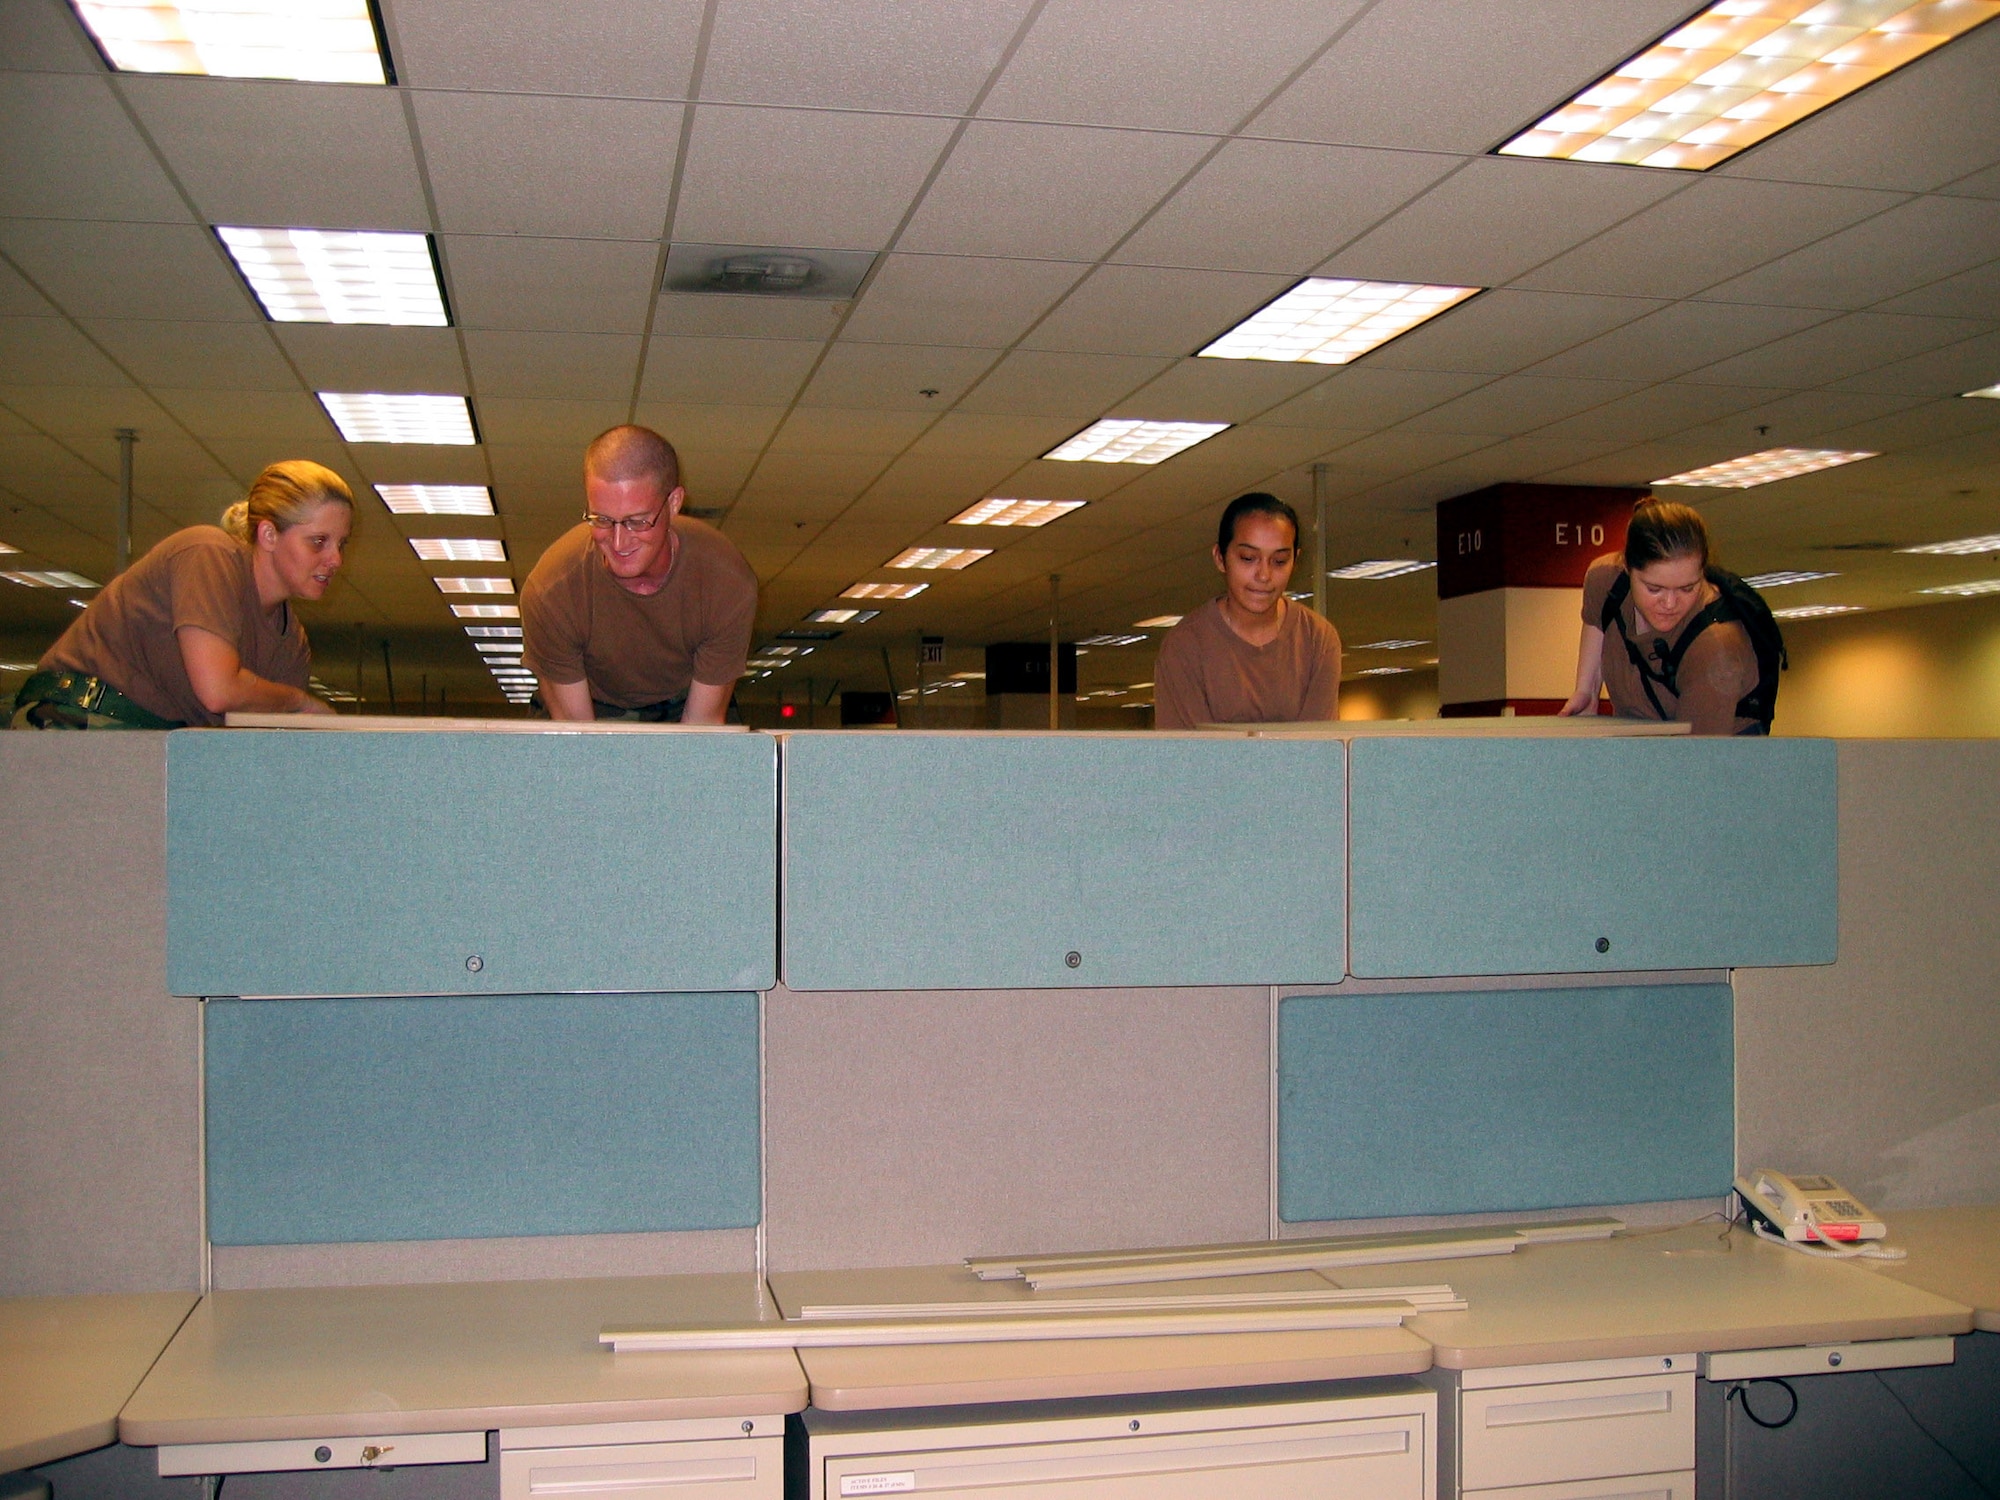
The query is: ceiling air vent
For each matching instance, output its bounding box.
[663,243,875,300]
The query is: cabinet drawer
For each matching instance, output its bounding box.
[1470,1472,1694,1500]
[501,1435,781,1499]
[1461,1373,1692,1490]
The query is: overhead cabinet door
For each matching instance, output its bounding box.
[167,730,777,996]
[1347,736,1836,978]
[782,733,1345,990]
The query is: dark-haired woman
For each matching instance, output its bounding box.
[1557,499,1760,736]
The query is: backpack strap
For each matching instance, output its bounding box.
[1602,570,1675,721]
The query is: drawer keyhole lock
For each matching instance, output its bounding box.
[1065,951,1082,969]
[1595,937,1610,954]
[466,955,484,972]
[1827,1351,1843,1367]
[314,1447,331,1464]
[1128,1420,1141,1432]
[741,1420,755,1434]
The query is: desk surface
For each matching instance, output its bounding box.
[1329,1224,1974,1368]
[119,1274,806,1446]
[1870,1205,2000,1332]
[0,1291,196,1471]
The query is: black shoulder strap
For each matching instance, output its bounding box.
[1602,570,1674,721]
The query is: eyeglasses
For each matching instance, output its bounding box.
[582,503,670,537]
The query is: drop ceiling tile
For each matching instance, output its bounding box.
[1702,196,2000,312]
[463,330,642,401]
[981,0,1365,134]
[272,324,466,393]
[1518,179,1909,301]
[1249,0,1695,153]
[905,412,1079,462]
[414,92,683,239]
[1320,428,1504,475]
[1704,390,1929,448]
[388,0,706,94]
[676,448,762,503]
[1684,314,1998,391]
[1718,20,2000,194]
[674,107,957,251]
[766,406,934,457]
[850,452,1020,511]
[1118,358,1330,424]
[1257,366,1488,429]
[798,343,996,412]
[0,73,191,221]
[638,335,824,405]
[703,0,1032,113]
[956,349,1173,418]
[0,317,132,388]
[1396,374,1642,436]
[121,77,429,229]
[441,236,659,334]
[990,458,1140,500]
[1,0,104,71]
[149,389,335,445]
[349,444,491,488]
[1317,156,1681,289]
[472,397,628,446]
[1533,383,1773,446]
[1824,397,2000,454]
[1946,163,2000,201]
[0,220,254,321]
[652,295,850,341]
[634,402,789,450]
[78,319,298,391]
[1022,265,1294,359]
[0,257,54,317]
[1365,289,1663,375]
[898,122,1212,262]
[1529,301,1837,383]
[1873,259,2000,321]
[1161,422,1346,473]
[1830,330,2000,399]
[735,451,887,520]
[1112,140,1457,276]
[1423,434,1635,484]
[841,254,1086,348]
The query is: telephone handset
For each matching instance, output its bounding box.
[1735,1169,1903,1260]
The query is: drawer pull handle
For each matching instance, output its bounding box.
[1486,1389,1673,1427]
[529,1455,757,1493]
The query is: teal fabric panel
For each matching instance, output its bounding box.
[782,733,1345,990]
[167,730,776,996]
[1348,736,1837,977]
[1278,983,1734,1222]
[205,992,760,1244]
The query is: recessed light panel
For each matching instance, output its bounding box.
[1077,633,1146,647]
[1654,447,1877,488]
[1355,638,1431,649]
[948,498,1087,527]
[1356,666,1413,676]
[840,582,928,600]
[320,392,476,445]
[0,541,18,554]
[451,603,520,619]
[218,228,444,326]
[1328,559,1436,580]
[1135,615,1182,628]
[1965,383,2000,399]
[2,569,99,588]
[1919,579,2000,597]
[1742,569,1839,587]
[1899,534,2000,556]
[807,607,879,624]
[435,577,512,595]
[1199,278,1481,364]
[376,484,494,516]
[1773,603,1866,618]
[885,548,991,571]
[1499,0,2000,171]
[463,624,521,639]
[70,0,390,83]
[1045,420,1229,464]
[411,538,505,562]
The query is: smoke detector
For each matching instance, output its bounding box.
[664,243,875,300]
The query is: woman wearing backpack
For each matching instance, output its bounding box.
[1557,499,1778,736]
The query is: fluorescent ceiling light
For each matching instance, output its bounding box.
[70,0,389,83]
[747,658,793,669]
[1965,383,2000,399]
[1328,559,1436,580]
[1129,681,1155,690]
[451,603,519,619]
[949,498,1087,527]
[1199,278,1481,364]
[320,392,476,445]
[1355,638,1431,649]
[218,228,445,326]
[1134,615,1182,628]
[1045,419,1229,465]
[480,655,522,667]
[1498,0,2000,171]
[1772,603,1866,618]
[376,484,494,516]
[950,671,986,681]
[2,569,99,588]
[841,581,928,600]
[1743,569,1838,587]
[1899,533,2000,556]
[1918,579,2000,597]
[807,607,878,624]
[473,641,519,654]
[1078,633,1146,647]
[411,537,505,562]
[464,624,521,638]
[760,645,807,656]
[1356,666,1413,676]
[1653,447,1877,488]
[434,576,513,595]
[886,547,991,570]
[0,541,17,554]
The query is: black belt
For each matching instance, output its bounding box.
[14,669,183,729]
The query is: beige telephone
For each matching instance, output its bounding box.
[1735,1170,1903,1260]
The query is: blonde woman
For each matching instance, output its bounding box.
[12,460,353,729]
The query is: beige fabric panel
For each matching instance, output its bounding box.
[211,1228,758,1289]
[763,984,1269,1272]
[0,733,201,1295]
[1733,740,2000,1210]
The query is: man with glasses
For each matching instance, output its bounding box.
[521,425,758,722]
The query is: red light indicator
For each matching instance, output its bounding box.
[779,704,795,718]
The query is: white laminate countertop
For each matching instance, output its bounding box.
[0,1291,196,1471]
[1869,1205,2000,1332]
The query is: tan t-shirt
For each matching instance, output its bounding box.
[521,518,758,709]
[1153,597,1342,729]
[41,525,311,726]
[1582,554,1760,736]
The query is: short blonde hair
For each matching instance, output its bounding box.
[221,460,353,544]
